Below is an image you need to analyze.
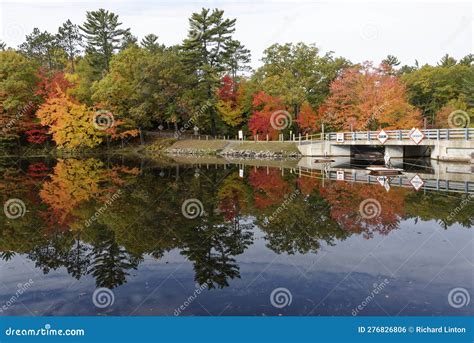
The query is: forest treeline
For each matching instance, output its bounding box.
[0,8,473,150]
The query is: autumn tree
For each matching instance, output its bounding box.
[402,60,473,125]
[216,76,248,128]
[322,63,422,131]
[435,98,473,128]
[295,102,321,134]
[254,43,350,131]
[0,50,38,147]
[92,45,191,133]
[248,91,289,140]
[36,87,103,149]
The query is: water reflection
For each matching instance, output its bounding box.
[0,157,472,315]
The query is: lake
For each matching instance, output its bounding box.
[0,156,472,316]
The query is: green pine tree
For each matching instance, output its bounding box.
[80,8,130,71]
[181,8,250,136]
[57,20,82,72]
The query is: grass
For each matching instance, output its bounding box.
[167,139,229,151]
[225,141,300,154]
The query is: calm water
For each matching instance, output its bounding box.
[0,156,472,316]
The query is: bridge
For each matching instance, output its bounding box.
[297,128,474,163]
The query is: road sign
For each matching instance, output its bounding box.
[377,129,389,144]
[238,130,243,140]
[336,170,344,181]
[336,133,344,143]
[377,176,391,192]
[376,176,387,187]
[410,174,424,191]
[409,128,425,145]
[239,168,244,178]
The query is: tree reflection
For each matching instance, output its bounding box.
[0,157,471,290]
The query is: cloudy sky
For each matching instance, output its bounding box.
[0,0,472,68]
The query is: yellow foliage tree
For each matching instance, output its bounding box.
[36,87,103,149]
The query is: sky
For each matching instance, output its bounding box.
[0,0,472,69]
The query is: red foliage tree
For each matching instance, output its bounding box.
[35,69,74,100]
[321,62,422,131]
[296,102,321,134]
[319,181,406,239]
[248,167,291,209]
[248,91,288,140]
[218,75,237,102]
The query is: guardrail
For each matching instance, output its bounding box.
[298,167,474,194]
[301,128,474,144]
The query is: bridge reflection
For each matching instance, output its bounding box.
[297,157,473,194]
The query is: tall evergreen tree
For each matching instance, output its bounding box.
[79,8,130,71]
[141,34,163,53]
[57,20,82,72]
[19,28,65,70]
[181,8,250,135]
[382,54,401,67]
[120,31,138,51]
[438,54,457,67]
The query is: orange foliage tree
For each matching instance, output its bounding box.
[248,91,288,140]
[322,63,422,131]
[216,76,247,127]
[295,101,321,134]
[319,181,407,239]
[37,87,103,149]
[248,168,291,209]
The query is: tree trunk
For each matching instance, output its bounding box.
[208,85,216,136]
[139,127,145,145]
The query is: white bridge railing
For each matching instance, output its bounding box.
[300,128,474,144]
[298,168,474,194]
